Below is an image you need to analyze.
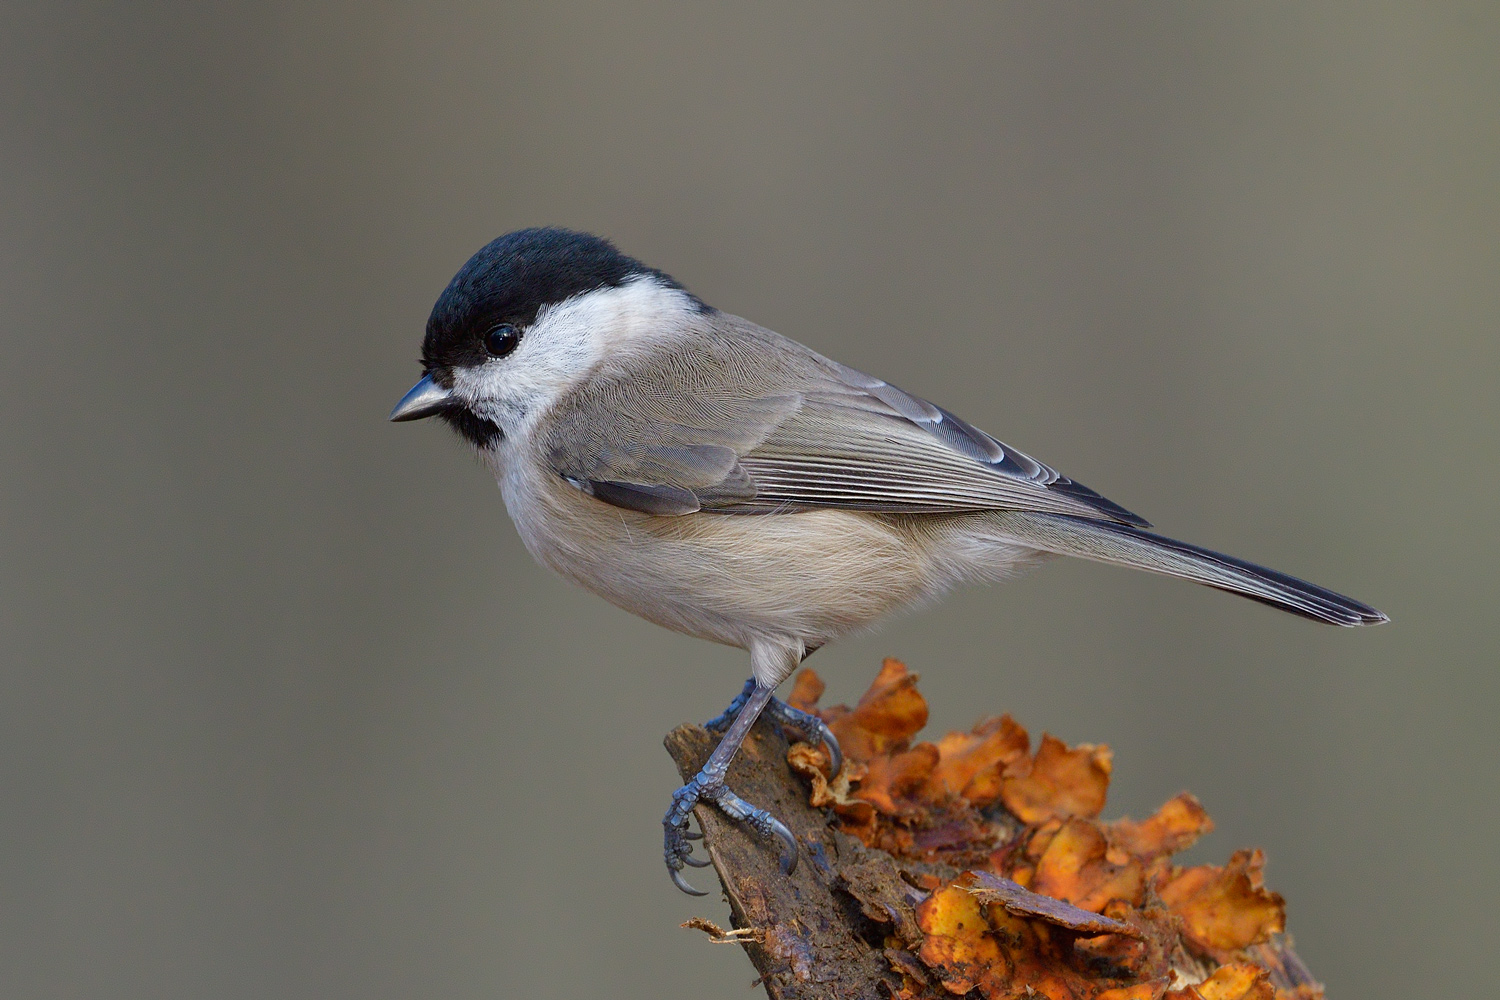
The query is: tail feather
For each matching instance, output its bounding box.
[1002,513,1388,626]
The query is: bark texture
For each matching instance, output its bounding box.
[667,721,910,999]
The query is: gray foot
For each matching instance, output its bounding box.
[666,680,804,894]
[663,771,797,896]
[705,678,843,779]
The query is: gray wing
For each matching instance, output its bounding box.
[538,318,1148,526]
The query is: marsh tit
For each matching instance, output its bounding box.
[391,227,1386,894]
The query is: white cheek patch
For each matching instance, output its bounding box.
[450,275,699,436]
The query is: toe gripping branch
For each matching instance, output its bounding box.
[705,678,844,780]
[664,679,838,895]
[663,773,797,896]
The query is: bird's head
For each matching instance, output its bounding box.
[390,227,703,447]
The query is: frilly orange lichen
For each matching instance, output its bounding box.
[914,873,1169,999]
[925,714,1029,804]
[915,882,1011,996]
[1001,734,1114,824]
[1157,850,1286,963]
[822,657,929,761]
[1165,964,1276,1000]
[785,660,1316,1000]
[1110,793,1214,860]
[1030,818,1145,912]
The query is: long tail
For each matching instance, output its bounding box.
[996,512,1388,626]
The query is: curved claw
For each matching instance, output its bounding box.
[764,813,799,876]
[665,784,715,893]
[819,725,844,781]
[670,867,708,896]
[762,698,844,781]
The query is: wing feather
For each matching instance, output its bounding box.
[537,316,1145,526]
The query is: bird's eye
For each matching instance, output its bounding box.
[484,323,521,358]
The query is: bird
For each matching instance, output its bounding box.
[390,227,1387,894]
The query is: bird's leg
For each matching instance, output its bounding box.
[701,678,756,732]
[705,678,843,780]
[665,681,797,895]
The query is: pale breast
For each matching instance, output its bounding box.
[496,453,939,651]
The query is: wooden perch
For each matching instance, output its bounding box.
[667,721,915,998]
[665,661,1327,1000]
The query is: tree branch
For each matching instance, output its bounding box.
[666,664,1326,1000]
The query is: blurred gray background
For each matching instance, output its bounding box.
[2,3,1495,998]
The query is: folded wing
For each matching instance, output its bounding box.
[538,318,1146,527]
